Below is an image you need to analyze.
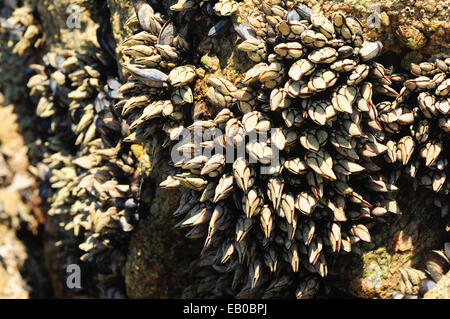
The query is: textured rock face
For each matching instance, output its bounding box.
[123,181,200,298]
[123,151,200,298]
[424,272,450,299]
[292,0,449,55]
[0,0,448,299]
[332,188,447,298]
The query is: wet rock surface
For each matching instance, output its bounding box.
[332,187,447,298]
[424,272,450,299]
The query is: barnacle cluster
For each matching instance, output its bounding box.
[114,0,449,298]
[379,57,450,226]
[0,2,51,298]
[27,50,137,297]
[0,4,37,217]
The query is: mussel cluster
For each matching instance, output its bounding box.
[27,50,137,297]
[114,0,449,298]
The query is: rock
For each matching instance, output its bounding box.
[332,186,447,298]
[123,159,200,298]
[423,272,450,299]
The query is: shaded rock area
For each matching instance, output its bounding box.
[424,272,450,299]
[0,0,448,299]
[332,185,447,298]
[123,163,202,298]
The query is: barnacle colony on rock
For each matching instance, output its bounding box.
[381,58,450,220]
[1,0,448,299]
[27,49,136,297]
[115,0,448,298]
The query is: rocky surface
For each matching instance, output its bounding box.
[332,187,447,298]
[424,272,450,299]
[123,171,201,298]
